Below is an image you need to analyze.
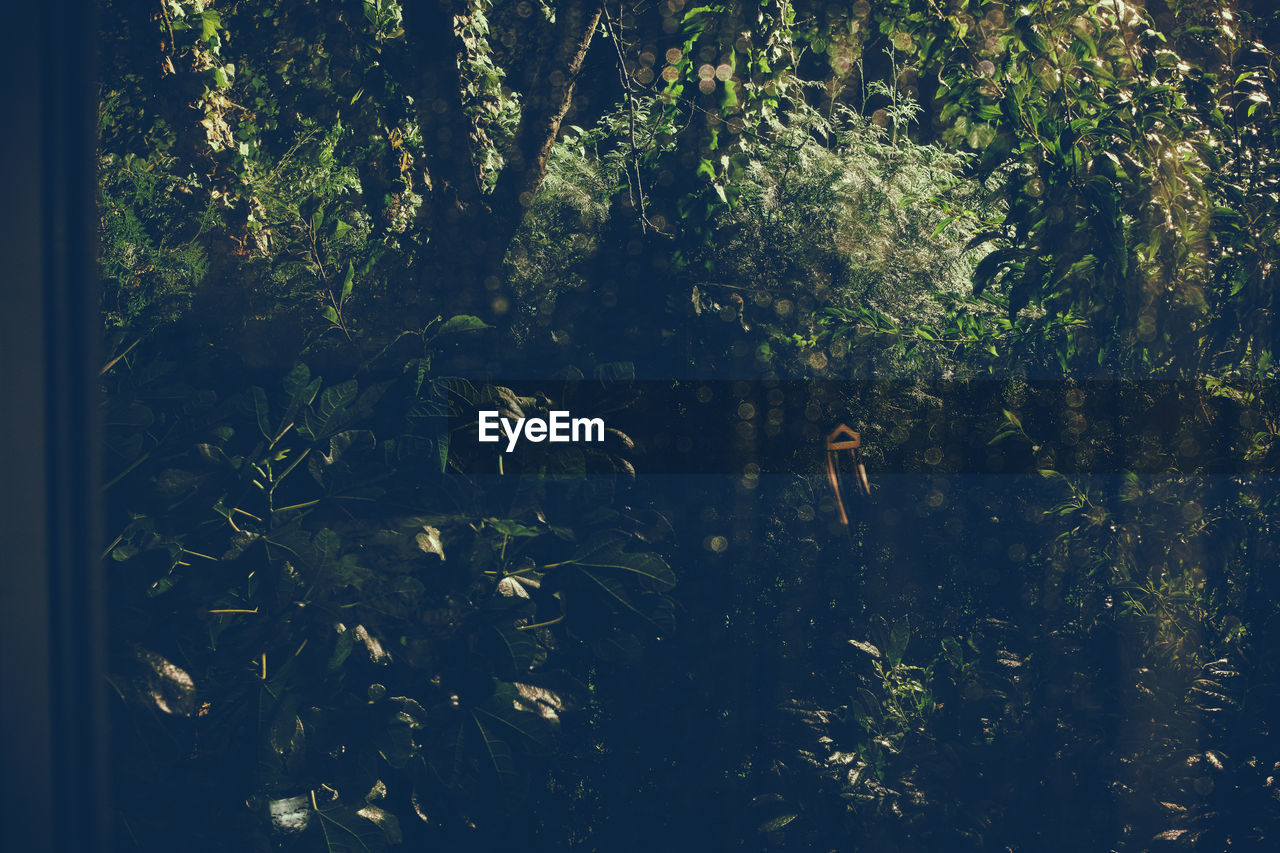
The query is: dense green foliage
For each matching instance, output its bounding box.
[104,342,676,849]
[99,0,1280,850]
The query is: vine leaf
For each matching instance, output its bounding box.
[888,616,911,668]
[577,568,672,630]
[415,526,445,560]
[355,805,401,844]
[471,713,519,791]
[251,386,271,439]
[487,621,545,674]
[564,535,676,588]
[302,380,359,440]
[315,802,390,853]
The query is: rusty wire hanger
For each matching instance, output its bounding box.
[825,424,871,527]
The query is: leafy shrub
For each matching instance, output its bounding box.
[99,151,212,334]
[103,338,674,850]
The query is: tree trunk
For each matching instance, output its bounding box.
[402,0,602,328]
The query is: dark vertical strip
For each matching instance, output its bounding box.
[43,0,108,851]
[0,0,105,851]
[0,0,56,846]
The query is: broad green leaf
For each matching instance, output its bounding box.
[200,10,222,41]
[269,703,305,760]
[487,518,542,538]
[437,430,450,473]
[282,362,313,399]
[972,248,1019,295]
[302,380,359,440]
[437,315,490,335]
[758,814,797,832]
[565,537,675,588]
[319,381,358,418]
[315,802,387,853]
[329,624,355,671]
[869,615,891,663]
[374,723,414,769]
[355,805,402,845]
[314,528,341,566]
[888,616,910,668]
[251,386,271,439]
[341,260,355,301]
[487,622,545,674]
[931,214,958,238]
[594,361,636,383]
[479,683,556,753]
[577,567,673,629]
[941,636,963,668]
[471,713,519,789]
[389,696,429,729]
[133,648,196,716]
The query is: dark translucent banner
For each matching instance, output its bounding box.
[445,379,1277,476]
